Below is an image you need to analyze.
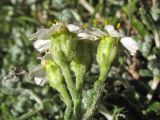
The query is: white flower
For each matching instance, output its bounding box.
[30,24,83,52]
[33,40,51,53]
[39,25,59,39]
[89,28,106,37]
[120,37,138,56]
[30,29,49,41]
[29,64,47,86]
[29,52,54,86]
[30,25,59,41]
[77,32,99,41]
[31,23,138,55]
[34,76,47,86]
[67,24,81,33]
[32,24,81,40]
[104,25,138,55]
[77,27,106,41]
[31,24,103,52]
[104,25,124,37]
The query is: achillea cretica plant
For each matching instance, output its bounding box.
[29,22,138,120]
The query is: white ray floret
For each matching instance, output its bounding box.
[104,25,138,55]
[30,29,49,41]
[33,39,51,53]
[77,32,99,41]
[104,25,124,37]
[120,37,138,56]
[29,65,47,86]
[31,23,138,55]
[34,76,47,86]
[67,24,81,33]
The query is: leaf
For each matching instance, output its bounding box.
[139,69,153,77]
[146,102,160,113]
[132,16,146,37]
[141,34,153,57]
[17,16,38,25]
[1,103,15,120]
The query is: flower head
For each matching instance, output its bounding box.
[30,23,138,56]
[76,24,138,55]
[28,53,52,86]
[102,25,138,55]
[30,23,82,53]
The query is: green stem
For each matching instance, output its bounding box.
[58,85,73,120]
[75,73,84,119]
[83,36,118,119]
[51,40,81,119]
[76,72,85,94]
[60,64,81,119]
[1,103,15,120]
[18,108,42,120]
[83,65,110,120]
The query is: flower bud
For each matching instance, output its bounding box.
[42,60,63,90]
[50,25,81,117]
[51,24,77,63]
[97,36,118,80]
[71,41,92,92]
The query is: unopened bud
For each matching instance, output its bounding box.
[51,25,77,63]
[71,41,92,92]
[44,60,64,90]
[97,36,118,80]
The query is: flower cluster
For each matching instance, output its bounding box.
[29,22,138,120]
[31,23,138,54]
[30,23,138,85]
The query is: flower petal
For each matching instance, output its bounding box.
[67,24,81,33]
[29,65,47,86]
[104,25,123,37]
[104,25,115,32]
[38,25,59,39]
[29,64,44,78]
[77,32,99,41]
[30,29,49,40]
[33,40,51,53]
[120,37,138,56]
[34,77,47,86]
[89,28,106,37]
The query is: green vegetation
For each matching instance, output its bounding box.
[0,0,160,120]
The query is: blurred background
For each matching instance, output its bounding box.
[0,0,160,120]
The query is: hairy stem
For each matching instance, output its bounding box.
[84,62,116,120]
[83,66,110,120]
[76,70,85,94]
[60,63,81,119]
[58,85,73,120]
[51,38,81,119]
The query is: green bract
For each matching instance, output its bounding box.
[97,36,119,80]
[44,60,63,90]
[51,24,77,62]
[51,24,81,119]
[83,36,119,119]
[71,41,92,93]
[43,59,73,120]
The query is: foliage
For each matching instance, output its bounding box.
[0,0,160,120]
